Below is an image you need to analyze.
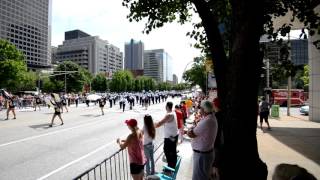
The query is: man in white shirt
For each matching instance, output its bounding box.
[187,100,218,180]
[155,102,178,169]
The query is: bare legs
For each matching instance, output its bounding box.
[6,108,16,120]
[100,107,104,115]
[50,114,64,127]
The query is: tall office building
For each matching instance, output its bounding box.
[55,30,123,75]
[173,74,178,85]
[0,0,52,69]
[261,38,308,66]
[124,39,144,70]
[51,46,57,64]
[107,44,123,73]
[144,49,173,82]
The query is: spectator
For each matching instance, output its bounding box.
[155,102,178,169]
[186,98,193,116]
[187,100,218,180]
[259,97,271,130]
[117,119,146,180]
[143,115,156,175]
[212,97,224,179]
[174,105,184,144]
[180,101,188,125]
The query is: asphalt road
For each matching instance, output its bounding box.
[0,98,180,180]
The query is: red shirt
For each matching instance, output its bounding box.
[175,109,183,129]
[181,105,188,118]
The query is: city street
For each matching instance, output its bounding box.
[0,98,178,180]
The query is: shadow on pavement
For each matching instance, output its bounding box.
[29,123,51,129]
[80,114,101,118]
[266,127,320,166]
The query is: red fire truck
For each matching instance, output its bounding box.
[271,89,305,106]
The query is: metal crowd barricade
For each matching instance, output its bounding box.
[73,142,164,180]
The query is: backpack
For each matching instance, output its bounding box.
[260,101,269,112]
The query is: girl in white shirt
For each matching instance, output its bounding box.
[143,114,156,175]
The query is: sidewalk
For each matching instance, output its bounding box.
[166,115,320,179]
[259,115,320,179]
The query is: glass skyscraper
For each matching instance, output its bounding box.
[124,39,144,70]
[144,49,173,82]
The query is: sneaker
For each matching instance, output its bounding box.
[49,124,53,127]
[13,117,16,119]
[61,123,64,126]
[5,118,8,120]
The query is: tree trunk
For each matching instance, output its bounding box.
[194,0,268,179]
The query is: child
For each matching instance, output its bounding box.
[143,115,156,175]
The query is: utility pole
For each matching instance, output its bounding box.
[266,58,270,103]
[287,33,291,116]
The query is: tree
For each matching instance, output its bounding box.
[0,40,28,91]
[110,70,134,92]
[300,65,310,91]
[92,73,108,92]
[16,71,37,91]
[42,77,56,93]
[52,61,90,93]
[122,0,320,179]
[183,56,207,93]
[157,82,172,91]
[135,76,157,91]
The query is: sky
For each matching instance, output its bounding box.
[51,0,202,81]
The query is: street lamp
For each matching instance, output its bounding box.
[180,60,195,84]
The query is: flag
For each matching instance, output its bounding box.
[0,89,12,100]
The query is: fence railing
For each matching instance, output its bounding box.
[73,142,164,180]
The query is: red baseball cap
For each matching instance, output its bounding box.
[125,119,137,127]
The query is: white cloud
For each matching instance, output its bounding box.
[51,0,201,79]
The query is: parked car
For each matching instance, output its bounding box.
[299,105,309,115]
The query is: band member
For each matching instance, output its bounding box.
[5,96,16,120]
[34,95,42,111]
[61,95,68,113]
[49,94,64,127]
[98,97,106,115]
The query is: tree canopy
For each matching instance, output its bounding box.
[91,73,108,92]
[109,70,134,92]
[51,61,91,93]
[0,39,28,92]
[183,56,208,93]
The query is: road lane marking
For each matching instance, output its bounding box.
[0,118,108,148]
[0,104,155,148]
[37,141,115,180]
